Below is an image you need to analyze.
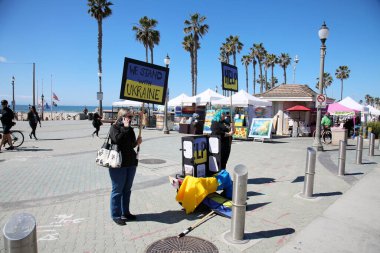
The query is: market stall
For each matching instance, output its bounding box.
[212,90,272,139]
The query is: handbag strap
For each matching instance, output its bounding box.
[103,126,112,146]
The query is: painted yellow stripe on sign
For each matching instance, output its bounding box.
[123,79,164,103]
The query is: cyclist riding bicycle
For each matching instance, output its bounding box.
[0,100,15,151]
[321,112,332,130]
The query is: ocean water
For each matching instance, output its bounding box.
[14,105,112,113]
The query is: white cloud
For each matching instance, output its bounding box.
[0,56,7,62]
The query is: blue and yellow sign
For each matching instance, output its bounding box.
[120,58,169,105]
[221,62,238,92]
[193,137,207,165]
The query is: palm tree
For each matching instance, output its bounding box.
[226,35,244,66]
[132,16,160,64]
[87,0,113,116]
[249,51,257,94]
[219,42,232,64]
[183,35,198,96]
[316,72,333,95]
[364,94,371,105]
[251,43,267,93]
[374,97,380,108]
[269,76,278,87]
[241,55,251,92]
[277,53,291,84]
[263,56,269,90]
[184,13,209,95]
[335,65,350,101]
[266,54,277,89]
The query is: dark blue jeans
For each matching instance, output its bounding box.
[109,166,137,219]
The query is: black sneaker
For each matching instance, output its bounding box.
[113,218,126,226]
[29,134,32,139]
[121,213,137,221]
[5,146,14,150]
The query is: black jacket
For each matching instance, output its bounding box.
[1,107,14,126]
[109,123,138,167]
[27,111,41,125]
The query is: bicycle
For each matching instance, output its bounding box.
[0,127,24,148]
[312,128,332,144]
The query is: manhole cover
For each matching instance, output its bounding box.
[139,159,166,164]
[146,236,218,253]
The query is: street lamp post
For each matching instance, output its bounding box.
[313,22,329,152]
[97,72,103,117]
[163,54,170,134]
[11,76,15,112]
[293,55,299,83]
[41,94,45,121]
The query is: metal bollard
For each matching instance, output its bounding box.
[3,213,38,253]
[338,140,346,176]
[356,136,363,164]
[369,133,375,156]
[225,164,248,243]
[303,147,316,198]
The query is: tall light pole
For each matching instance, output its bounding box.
[97,72,103,116]
[292,55,299,83]
[11,76,15,112]
[163,54,170,134]
[313,22,329,152]
[41,94,45,121]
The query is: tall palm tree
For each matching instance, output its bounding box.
[132,16,160,64]
[249,51,257,94]
[316,72,333,95]
[241,55,251,92]
[364,94,371,105]
[184,13,209,95]
[266,54,277,89]
[226,35,244,66]
[251,43,266,93]
[183,35,198,96]
[269,76,278,87]
[219,42,232,64]
[335,65,350,101]
[87,0,113,116]
[374,97,380,108]
[277,53,291,84]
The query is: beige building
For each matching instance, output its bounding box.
[257,84,334,136]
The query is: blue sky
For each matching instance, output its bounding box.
[0,0,379,106]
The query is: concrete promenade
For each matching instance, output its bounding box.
[0,120,379,253]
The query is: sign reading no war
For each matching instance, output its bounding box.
[221,62,238,92]
[120,58,169,105]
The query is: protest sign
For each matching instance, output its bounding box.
[221,62,238,92]
[120,57,169,105]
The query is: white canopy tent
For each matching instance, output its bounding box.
[168,93,196,107]
[368,105,380,116]
[338,97,364,111]
[212,89,272,107]
[190,88,225,105]
[112,99,143,107]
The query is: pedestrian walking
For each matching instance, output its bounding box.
[0,100,15,151]
[108,109,142,226]
[211,109,233,170]
[27,106,41,140]
[92,112,102,137]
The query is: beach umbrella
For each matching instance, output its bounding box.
[286,105,311,123]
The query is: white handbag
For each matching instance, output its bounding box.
[96,129,122,168]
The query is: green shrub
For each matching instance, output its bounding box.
[368,122,380,138]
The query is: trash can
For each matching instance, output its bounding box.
[3,213,38,253]
[331,127,347,145]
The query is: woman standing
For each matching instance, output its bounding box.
[211,109,233,170]
[108,109,142,226]
[27,106,41,140]
[92,112,102,137]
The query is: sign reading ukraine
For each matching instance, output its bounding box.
[120,57,169,105]
[221,62,238,92]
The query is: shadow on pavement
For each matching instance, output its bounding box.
[362,162,377,165]
[291,176,304,183]
[17,148,54,152]
[268,140,289,144]
[247,191,264,197]
[35,138,64,141]
[313,191,342,197]
[245,228,295,240]
[345,172,364,176]
[136,210,203,224]
[246,202,271,211]
[0,159,5,163]
[248,178,275,184]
